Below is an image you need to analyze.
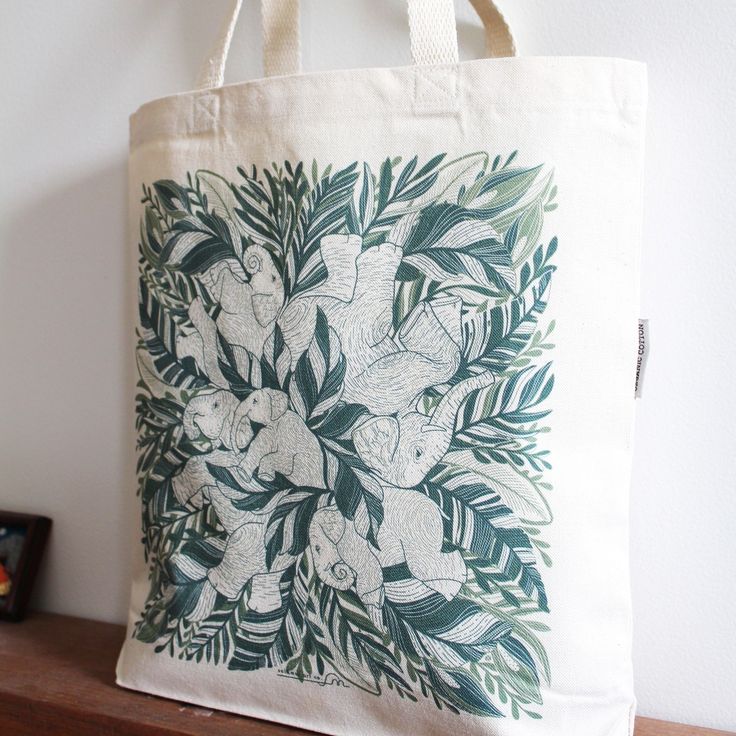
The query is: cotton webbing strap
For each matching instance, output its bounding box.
[196,0,516,90]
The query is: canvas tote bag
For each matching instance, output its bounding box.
[117,1,647,734]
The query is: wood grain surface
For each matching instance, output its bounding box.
[0,612,731,735]
[635,719,734,736]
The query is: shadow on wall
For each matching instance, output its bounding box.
[300,0,488,71]
[0,161,138,623]
[457,17,489,60]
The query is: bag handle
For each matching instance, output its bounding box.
[196,0,516,90]
[196,0,300,89]
[408,0,516,66]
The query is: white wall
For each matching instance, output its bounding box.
[1,0,734,730]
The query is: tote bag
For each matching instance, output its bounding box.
[117,2,647,734]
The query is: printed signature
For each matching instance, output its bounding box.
[277,671,349,688]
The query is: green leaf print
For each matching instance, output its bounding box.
[133,151,558,721]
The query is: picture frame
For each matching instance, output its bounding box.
[0,512,51,621]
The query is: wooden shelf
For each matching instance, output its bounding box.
[0,612,731,736]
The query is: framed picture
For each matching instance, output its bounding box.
[0,512,51,621]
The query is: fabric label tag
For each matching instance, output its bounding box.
[635,319,649,398]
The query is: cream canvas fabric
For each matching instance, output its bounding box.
[117,2,647,734]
